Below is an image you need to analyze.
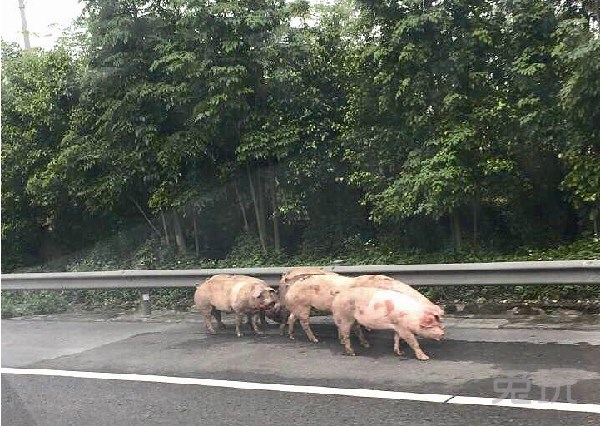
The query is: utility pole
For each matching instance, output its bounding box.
[17,0,31,49]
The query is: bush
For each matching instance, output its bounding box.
[1,291,68,318]
[4,236,597,317]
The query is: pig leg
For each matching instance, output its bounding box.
[395,328,429,361]
[393,333,405,357]
[246,314,253,329]
[251,313,264,335]
[338,323,355,356]
[212,308,226,330]
[235,313,245,337]
[201,308,216,335]
[299,317,319,343]
[336,325,349,344]
[354,323,370,348]
[259,310,267,326]
[287,313,297,339]
[279,308,289,335]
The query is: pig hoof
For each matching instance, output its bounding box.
[417,354,430,361]
[288,334,296,340]
[344,351,356,356]
[360,342,370,348]
[394,351,406,357]
[208,329,217,335]
[237,333,244,337]
[310,338,319,344]
[254,331,265,336]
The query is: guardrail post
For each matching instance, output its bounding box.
[140,288,151,317]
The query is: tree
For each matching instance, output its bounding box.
[1,42,83,269]
[554,9,600,237]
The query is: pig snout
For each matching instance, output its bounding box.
[265,302,284,323]
[422,324,445,341]
[432,326,445,340]
[418,312,445,340]
[264,299,277,309]
[259,292,279,310]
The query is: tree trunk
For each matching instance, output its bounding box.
[193,213,200,257]
[247,165,267,252]
[270,163,281,252]
[257,169,269,247]
[592,207,599,238]
[472,198,479,252]
[160,210,171,246]
[172,211,187,254]
[234,181,250,232]
[451,209,462,252]
[129,196,162,241]
[17,0,31,49]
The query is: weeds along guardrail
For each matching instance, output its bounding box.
[2,260,599,316]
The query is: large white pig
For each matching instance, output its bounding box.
[284,273,440,344]
[275,267,338,335]
[284,274,370,346]
[331,287,445,360]
[194,274,278,337]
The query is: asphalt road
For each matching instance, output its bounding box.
[2,317,599,425]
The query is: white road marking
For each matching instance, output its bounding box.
[447,396,600,413]
[2,367,599,414]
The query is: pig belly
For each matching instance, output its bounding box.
[310,296,335,312]
[210,292,234,311]
[354,311,396,331]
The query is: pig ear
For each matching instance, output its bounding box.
[420,314,437,328]
[252,286,264,298]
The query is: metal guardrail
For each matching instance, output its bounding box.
[2,260,598,316]
[2,260,599,290]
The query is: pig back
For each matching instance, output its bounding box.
[281,267,332,283]
[352,275,439,311]
[285,274,354,312]
[280,268,337,301]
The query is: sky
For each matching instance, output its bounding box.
[1,0,334,50]
[1,0,84,49]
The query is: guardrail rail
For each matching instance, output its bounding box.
[2,260,599,316]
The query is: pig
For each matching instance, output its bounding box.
[331,286,445,360]
[194,274,278,337]
[347,275,444,350]
[284,274,369,347]
[276,267,338,335]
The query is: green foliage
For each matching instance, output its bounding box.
[3,236,598,318]
[2,0,599,275]
[1,291,68,318]
[554,17,600,232]
[1,42,85,270]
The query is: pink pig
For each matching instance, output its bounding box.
[331,286,445,360]
[194,274,278,337]
[284,274,370,346]
[276,267,338,335]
